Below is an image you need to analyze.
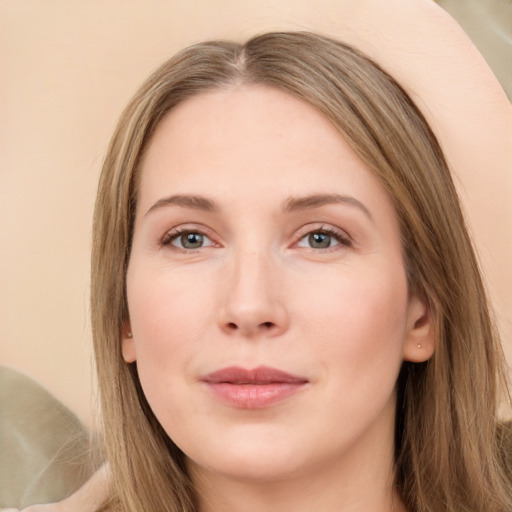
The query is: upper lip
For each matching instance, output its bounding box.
[201,365,308,385]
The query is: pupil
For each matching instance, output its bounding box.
[309,232,330,248]
[182,233,203,248]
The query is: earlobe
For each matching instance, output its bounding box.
[121,322,137,363]
[403,295,436,363]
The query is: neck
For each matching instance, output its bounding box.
[193,464,405,512]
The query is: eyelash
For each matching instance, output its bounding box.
[295,225,352,251]
[160,226,217,250]
[159,225,352,252]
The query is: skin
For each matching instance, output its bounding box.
[122,85,435,512]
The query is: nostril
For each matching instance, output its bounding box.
[225,321,274,331]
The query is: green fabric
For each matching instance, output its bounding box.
[0,367,94,508]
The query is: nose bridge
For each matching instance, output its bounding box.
[233,247,272,301]
[219,243,288,336]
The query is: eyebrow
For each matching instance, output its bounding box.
[283,193,374,222]
[145,192,373,221]
[145,194,219,216]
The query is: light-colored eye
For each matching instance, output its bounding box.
[296,228,352,250]
[169,231,215,250]
[297,231,339,249]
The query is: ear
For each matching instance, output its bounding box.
[121,320,137,363]
[402,294,436,363]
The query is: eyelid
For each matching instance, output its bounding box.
[292,223,353,249]
[160,224,220,250]
[158,222,352,252]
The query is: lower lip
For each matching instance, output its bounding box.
[204,382,307,409]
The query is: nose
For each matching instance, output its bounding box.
[218,250,289,338]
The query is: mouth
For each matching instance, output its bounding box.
[200,366,309,409]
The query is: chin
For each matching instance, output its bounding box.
[190,452,306,484]
[184,428,309,483]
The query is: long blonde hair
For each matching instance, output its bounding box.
[91,32,512,511]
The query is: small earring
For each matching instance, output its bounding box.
[417,343,422,349]
[127,332,133,338]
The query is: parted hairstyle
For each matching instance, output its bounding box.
[91,31,512,511]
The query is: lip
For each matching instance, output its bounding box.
[200,365,309,409]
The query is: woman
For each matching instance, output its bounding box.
[85,31,512,511]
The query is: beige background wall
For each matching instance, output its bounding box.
[1,0,511,427]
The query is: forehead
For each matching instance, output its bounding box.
[143,84,344,162]
[137,84,394,218]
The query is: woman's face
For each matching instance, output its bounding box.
[123,85,433,484]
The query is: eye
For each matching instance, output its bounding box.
[296,227,351,250]
[162,229,215,250]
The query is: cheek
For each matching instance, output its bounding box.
[298,263,409,377]
[125,265,218,391]
[293,266,409,443]
[124,267,220,435]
